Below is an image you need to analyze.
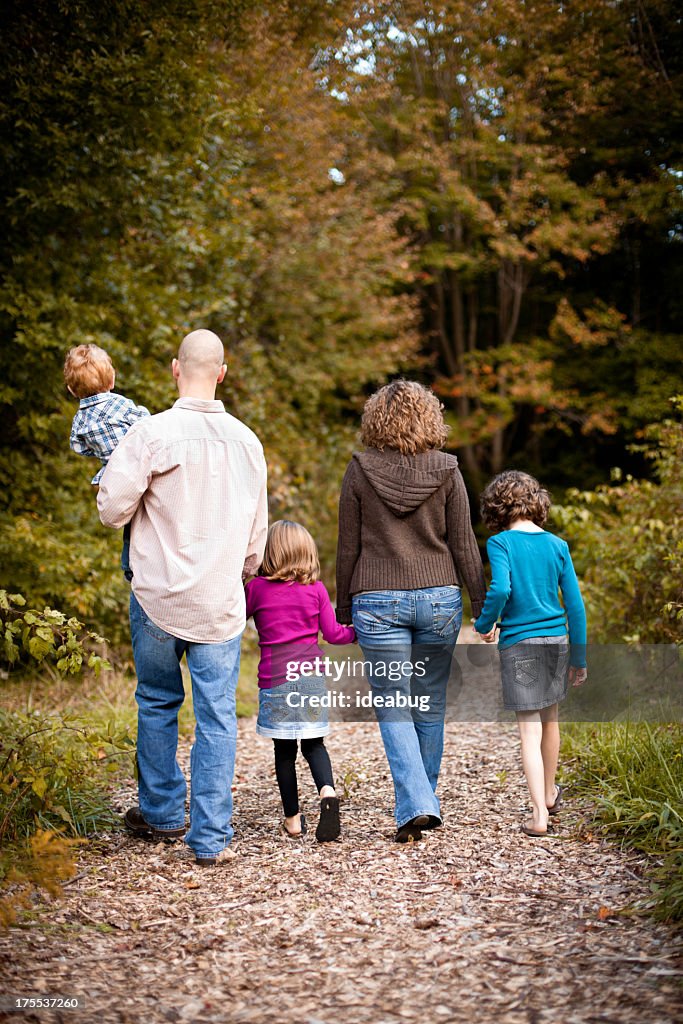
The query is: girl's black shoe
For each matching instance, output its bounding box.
[316,796,341,842]
[282,813,307,838]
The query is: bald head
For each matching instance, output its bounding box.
[178,330,225,374]
[172,329,227,399]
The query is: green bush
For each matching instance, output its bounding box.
[552,399,683,644]
[0,704,135,926]
[0,590,110,676]
[563,722,683,921]
[0,709,133,848]
[0,829,80,928]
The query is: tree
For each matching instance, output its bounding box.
[319,0,683,487]
[0,2,417,636]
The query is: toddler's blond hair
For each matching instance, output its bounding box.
[64,344,115,398]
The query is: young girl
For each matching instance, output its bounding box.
[245,520,356,842]
[473,471,587,837]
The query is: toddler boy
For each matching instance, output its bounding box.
[64,343,149,579]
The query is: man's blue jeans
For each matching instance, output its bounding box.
[352,586,461,829]
[129,592,241,860]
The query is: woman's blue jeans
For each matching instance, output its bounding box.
[129,592,241,860]
[352,586,462,829]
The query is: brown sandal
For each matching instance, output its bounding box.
[521,822,555,837]
[548,785,564,815]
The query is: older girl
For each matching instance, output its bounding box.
[473,471,587,837]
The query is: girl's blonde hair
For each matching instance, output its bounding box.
[360,380,449,454]
[64,344,115,398]
[260,520,320,585]
[480,470,551,532]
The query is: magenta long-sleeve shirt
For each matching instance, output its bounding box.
[245,577,356,688]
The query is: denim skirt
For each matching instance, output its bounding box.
[256,676,330,740]
[499,636,569,712]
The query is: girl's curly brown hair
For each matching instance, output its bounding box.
[360,380,449,454]
[480,470,551,532]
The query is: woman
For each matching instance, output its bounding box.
[336,381,486,842]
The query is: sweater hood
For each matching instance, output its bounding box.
[354,449,458,517]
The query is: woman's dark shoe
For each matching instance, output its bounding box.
[282,813,307,838]
[395,823,424,843]
[123,806,186,841]
[420,815,443,830]
[316,796,341,843]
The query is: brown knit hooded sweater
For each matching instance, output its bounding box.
[335,448,486,624]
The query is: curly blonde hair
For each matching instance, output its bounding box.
[259,520,320,585]
[480,470,551,532]
[360,381,449,454]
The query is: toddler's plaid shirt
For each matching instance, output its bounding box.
[70,392,150,484]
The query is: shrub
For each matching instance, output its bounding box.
[0,709,134,847]
[0,829,80,927]
[0,590,110,676]
[0,707,135,928]
[552,399,683,644]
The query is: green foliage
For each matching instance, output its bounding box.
[319,0,683,484]
[0,708,133,848]
[0,3,417,638]
[552,400,683,644]
[0,591,110,676]
[563,722,683,920]
[0,0,681,641]
[0,694,134,927]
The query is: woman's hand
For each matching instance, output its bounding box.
[471,618,497,643]
[569,666,588,687]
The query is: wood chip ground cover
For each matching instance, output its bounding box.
[1,719,681,1024]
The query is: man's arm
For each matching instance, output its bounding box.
[97,421,153,529]
[242,460,268,579]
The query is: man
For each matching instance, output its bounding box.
[98,330,267,866]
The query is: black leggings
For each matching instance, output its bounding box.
[273,738,334,817]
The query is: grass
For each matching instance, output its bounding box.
[0,636,261,845]
[561,721,683,921]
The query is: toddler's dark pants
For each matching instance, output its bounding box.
[273,738,334,817]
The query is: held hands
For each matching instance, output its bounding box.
[471,618,497,643]
[569,666,588,688]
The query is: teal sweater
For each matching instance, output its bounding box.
[473,529,587,668]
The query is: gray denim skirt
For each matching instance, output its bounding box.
[499,636,569,712]
[256,676,330,740]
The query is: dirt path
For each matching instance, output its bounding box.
[1,718,681,1024]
